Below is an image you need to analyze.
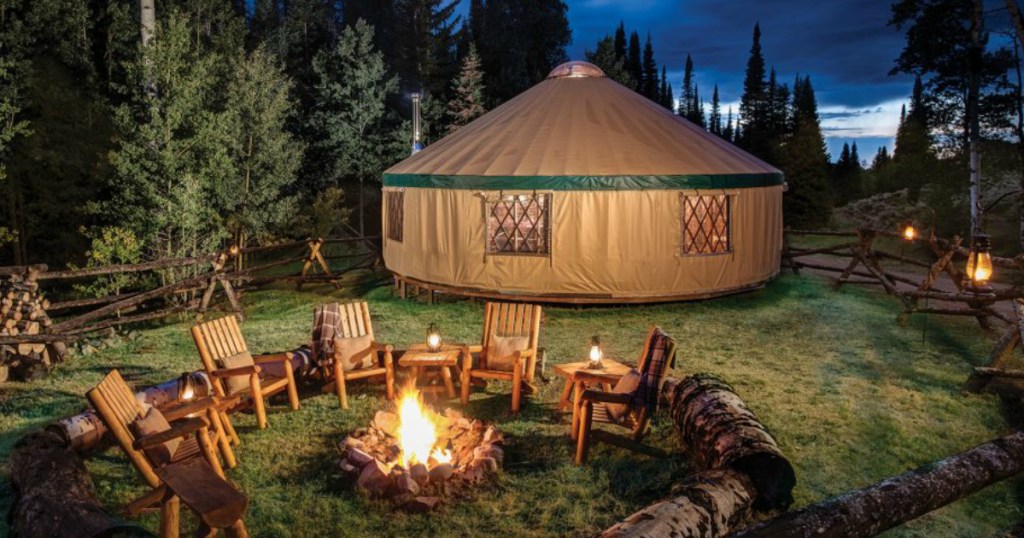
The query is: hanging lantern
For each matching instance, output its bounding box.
[902,221,917,241]
[588,335,604,369]
[426,323,442,352]
[965,234,994,286]
[176,372,197,403]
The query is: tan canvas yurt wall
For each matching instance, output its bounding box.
[382,61,785,303]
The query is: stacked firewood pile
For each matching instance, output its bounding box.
[337,408,504,512]
[0,270,65,382]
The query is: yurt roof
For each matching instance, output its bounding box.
[384,61,783,191]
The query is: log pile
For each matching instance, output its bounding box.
[0,269,66,381]
[337,408,503,512]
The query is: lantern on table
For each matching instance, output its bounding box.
[426,323,442,352]
[965,234,994,287]
[588,335,603,369]
[902,221,916,241]
[176,372,197,402]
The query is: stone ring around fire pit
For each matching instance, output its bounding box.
[338,390,504,513]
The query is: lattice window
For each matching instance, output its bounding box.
[681,194,731,255]
[386,190,404,242]
[486,193,551,256]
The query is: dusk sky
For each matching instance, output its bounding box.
[454,0,918,163]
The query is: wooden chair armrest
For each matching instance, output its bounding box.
[465,344,483,353]
[371,342,395,353]
[160,396,218,421]
[211,365,261,378]
[579,390,633,404]
[253,353,290,364]
[518,349,536,358]
[133,417,208,450]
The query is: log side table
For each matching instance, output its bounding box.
[398,344,464,399]
[553,359,632,438]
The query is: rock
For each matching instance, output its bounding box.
[483,426,504,446]
[428,462,454,483]
[357,460,392,495]
[460,463,486,484]
[474,456,499,473]
[373,411,399,437]
[339,458,359,474]
[409,462,429,485]
[339,436,366,453]
[395,472,420,497]
[473,444,504,466]
[346,447,375,468]
[404,496,442,513]
[351,427,369,438]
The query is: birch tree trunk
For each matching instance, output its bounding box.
[969,0,984,237]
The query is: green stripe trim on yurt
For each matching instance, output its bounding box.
[382,173,785,190]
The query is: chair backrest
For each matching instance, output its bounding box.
[87,370,160,488]
[481,302,542,378]
[192,315,249,397]
[626,327,676,436]
[312,302,375,370]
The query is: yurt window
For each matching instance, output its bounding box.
[486,193,551,256]
[680,194,731,255]
[386,190,404,242]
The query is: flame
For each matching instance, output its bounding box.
[903,225,916,241]
[397,388,438,466]
[427,333,441,349]
[589,345,602,363]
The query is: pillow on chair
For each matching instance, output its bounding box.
[605,370,641,422]
[220,351,255,395]
[486,335,530,372]
[334,335,375,372]
[132,407,180,467]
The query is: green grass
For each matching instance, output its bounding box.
[1,274,1022,537]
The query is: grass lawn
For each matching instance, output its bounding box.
[1,273,1021,537]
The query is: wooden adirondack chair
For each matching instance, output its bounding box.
[192,315,300,429]
[460,302,542,412]
[87,370,248,537]
[574,327,677,465]
[316,301,396,409]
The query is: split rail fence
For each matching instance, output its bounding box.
[784,228,1024,398]
[0,235,381,382]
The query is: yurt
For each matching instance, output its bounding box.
[382,61,784,303]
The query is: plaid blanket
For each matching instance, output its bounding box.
[632,327,675,414]
[311,303,341,367]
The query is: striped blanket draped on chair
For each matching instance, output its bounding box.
[632,327,675,414]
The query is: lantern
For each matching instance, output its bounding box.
[902,221,916,241]
[965,234,994,286]
[229,244,240,257]
[588,335,603,369]
[176,372,197,402]
[426,323,441,351]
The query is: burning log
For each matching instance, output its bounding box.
[663,375,796,510]
[730,430,1024,537]
[601,469,755,538]
[337,392,503,512]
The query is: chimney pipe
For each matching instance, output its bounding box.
[411,92,424,155]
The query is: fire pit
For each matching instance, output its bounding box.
[337,388,504,512]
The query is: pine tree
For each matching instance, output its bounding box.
[394,0,460,101]
[641,33,658,100]
[872,146,891,169]
[627,31,642,89]
[658,66,671,110]
[586,35,634,89]
[680,54,694,118]
[723,107,734,141]
[614,21,627,61]
[778,76,832,226]
[738,23,771,159]
[850,142,861,167]
[891,75,936,199]
[447,44,487,133]
[693,85,706,127]
[709,84,722,135]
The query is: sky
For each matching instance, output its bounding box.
[457,0,914,163]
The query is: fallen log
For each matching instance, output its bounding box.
[601,469,755,538]
[662,374,796,510]
[9,430,147,537]
[730,430,1024,537]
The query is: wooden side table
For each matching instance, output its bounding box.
[398,344,464,399]
[553,359,633,439]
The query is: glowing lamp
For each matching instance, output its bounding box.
[229,244,240,256]
[902,221,916,241]
[965,234,993,286]
[588,335,603,369]
[426,323,441,352]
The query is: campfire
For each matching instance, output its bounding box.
[337,388,504,512]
